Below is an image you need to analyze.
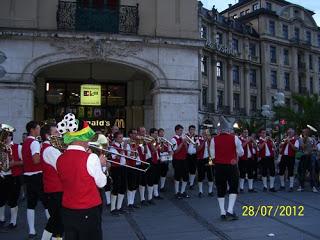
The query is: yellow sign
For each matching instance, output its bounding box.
[87,119,125,128]
[80,84,101,106]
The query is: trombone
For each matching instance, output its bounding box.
[158,137,175,147]
[88,144,150,172]
[183,134,197,145]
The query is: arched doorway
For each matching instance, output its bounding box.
[34,61,154,133]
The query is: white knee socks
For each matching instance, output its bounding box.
[147,186,153,201]
[248,179,253,190]
[181,181,187,193]
[160,177,166,189]
[174,181,180,194]
[117,194,124,210]
[27,209,36,234]
[189,174,196,186]
[227,194,237,214]
[270,176,275,189]
[289,177,294,188]
[280,175,285,187]
[0,206,4,222]
[262,177,267,188]
[198,182,203,193]
[218,198,226,215]
[110,194,117,211]
[139,186,145,201]
[239,178,245,189]
[153,184,159,197]
[105,191,111,205]
[41,229,52,240]
[10,206,18,225]
[208,182,214,193]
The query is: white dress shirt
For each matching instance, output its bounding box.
[284,139,299,155]
[171,135,181,152]
[42,141,62,170]
[110,142,126,165]
[67,145,107,188]
[210,135,244,159]
[187,136,197,155]
[24,136,42,176]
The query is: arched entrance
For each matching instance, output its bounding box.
[34,61,155,133]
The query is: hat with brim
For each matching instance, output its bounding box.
[63,121,96,144]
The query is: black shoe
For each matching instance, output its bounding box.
[263,187,267,192]
[220,214,227,221]
[189,185,194,190]
[154,196,164,200]
[105,203,111,209]
[7,223,17,229]
[127,205,135,211]
[240,188,244,193]
[280,186,285,191]
[175,193,182,200]
[147,199,156,205]
[269,188,277,192]
[248,189,257,193]
[132,204,141,209]
[28,233,37,239]
[117,208,128,214]
[289,187,293,192]
[110,210,120,216]
[181,192,190,198]
[140,200,149,206]
[198,192,203,198]
[160,187,166,193]
[0,221,5,227]
[226,212,239,221]
[208,192,214,197]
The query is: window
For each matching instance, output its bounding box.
[200,25,207,39]
[266,2,272,10]
[249,43,256,57]
[201,56,208,76]
[271,70,277,89]
[232,38,239,52]
[310,77,314,94]
[233,66,240,84]
[245,9,250,14]
[269,20,275,36]
[283,49,289,65]
[270,46,277,63]
[294,27,300,40]
[240,11,245,16]
[216,32,223,44]
[233,93,240,110]
[282,25,288,39]
[202,87,208,106]
[218,90,223,107]
[306,31,311,44]
[252,3,259,11]
[309,55,313,70]
[250,96,257,111]
[250,69,257,87]
[284,72,290,91]
[217,61,223,80]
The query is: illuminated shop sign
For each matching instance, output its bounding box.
[80,84,101,106]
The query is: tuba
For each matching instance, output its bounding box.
[48,135,67,151]
[0,124,15,172]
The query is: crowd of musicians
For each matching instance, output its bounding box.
[0,114,320,240]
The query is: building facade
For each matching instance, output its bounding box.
[0,0,202,138]
[199,0,320,126]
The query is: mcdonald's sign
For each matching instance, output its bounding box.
[114,119,125,128]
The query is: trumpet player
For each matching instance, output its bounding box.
[239,130,257,193]
[258,129,276,192]
[279,128,299,192]
[0,131,23,229]
[186,125,197,190]
[39,124,63,240]
[158,128,172,192]
[171,125,189,199]
[196,129,214,198]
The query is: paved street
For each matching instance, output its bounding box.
[0,177,319,240]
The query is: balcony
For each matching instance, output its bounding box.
[290,38,311,48]
[57,1,139,34]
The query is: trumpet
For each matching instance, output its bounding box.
[158,137,175,147]
[0,124,15,172]
[183,134,197,145]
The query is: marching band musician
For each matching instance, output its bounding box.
[186,125,197,189]
[258,129,277,192]
[158,128,172,192]
[195,129,214,198]
[210,117,244,221]
[239,129,257,193]
[126,129,141,210]
[22,121,49,239]
[171,125,190,199]
[107,125,119,144]
[109,131,128,215]
[39,124,63,240]
[56,118,107,240]
[279,128,299,192]
[0,131,23,229]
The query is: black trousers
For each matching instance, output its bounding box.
[24,173,47,209]
[45,192,64,237]
[62,206,102,240]
[160,162,169,178]
[260,157,275,177]
[187,154,197,175]
[146,159,160,187]
[214,164,239,198]
[279,155,295,177]
[104,176,112,192]
[172,159,188,182]
[298,154,312,188]
[139,164,147,187]
[127,168,139,191]
[238,158,255,179]
[197,158,214,182]
[0,175,21,208]
[110,166,127,195]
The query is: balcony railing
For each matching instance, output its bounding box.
[57,1,139,34]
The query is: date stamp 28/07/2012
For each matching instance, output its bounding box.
[242,205,304,217]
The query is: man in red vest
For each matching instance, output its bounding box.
[171,125,189,199]
[0,131,23,229]
[40,124,63,240]
[279,128,299,192]
[210,117,244,221]
[158,128,172,192]
[137,126,148,206]
[186,125,197,189]
[22,121,49,239]
[56,117,107,240]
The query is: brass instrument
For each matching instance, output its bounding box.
[48,135,67,151]
[183,134,197,145]
[158,137,174,147]
[0,124,15,172]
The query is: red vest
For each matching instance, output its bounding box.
[196,138,206,159]
[11,144,23,176]
[280,138,297,157]
[173,136,187,160]
[214,133,237,165]
[148,143,159,164]
[137,146,146,162]
[41,143,63,193]
[57,149,102,209]
[22,138,42,173]
[110,143,126,167]
[127,143,137,167]
[240,137,253,161]
[259,138,274,158]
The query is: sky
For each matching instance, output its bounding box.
[201,0,320,25]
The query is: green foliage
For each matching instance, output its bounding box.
[236,118,265,134]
